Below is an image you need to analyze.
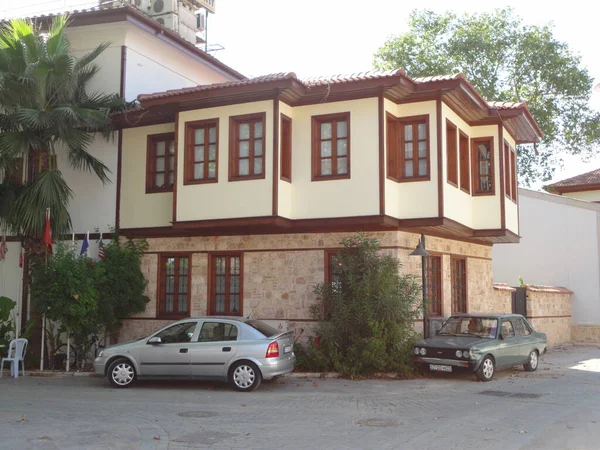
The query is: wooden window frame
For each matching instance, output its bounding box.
[451,257,467,314]
[146,132,175,194]
[425,255,442,317]
[446,119,458,187]
[386,112,400,181]
[157,253,192,320]
[471,137,495,196]
[504,140,511,199]
[510,144,517,203]
[208,252,244,317]
[311,112,351,181]
[184,118,219,185]
[280,114,292,182]
[5,157,24,185]
[27,151,55,183]
[459,130,470,194]
[396,114,430,182]
[228,112,267,182]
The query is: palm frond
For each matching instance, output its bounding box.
[74,42,110,71]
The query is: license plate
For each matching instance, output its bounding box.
[284,345,292,354]
[430,364,452,372]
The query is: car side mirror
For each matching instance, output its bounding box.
[148,336,162,345]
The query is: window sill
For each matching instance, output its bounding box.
[311,174,351,182]
[208,312,243,317]
[472,191,495,197]
[447,180,459,189]
[395,175,431,183]
[184,178,218,186]
[157,313,190,320]
[228,174,266,182]
[460,187,471,195]
[280,175,292,183]
[146,187,174,194]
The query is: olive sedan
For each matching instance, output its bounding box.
[413,313,547,381]
[93,317,295,391]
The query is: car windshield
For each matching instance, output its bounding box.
[245,320,279,338]
[438,317,498,339]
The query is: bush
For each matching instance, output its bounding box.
[301,233,422,377]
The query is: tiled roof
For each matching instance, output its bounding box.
[412,73,464,83]
[302,69,406,86]
[544,168,600,192]
[488,101,525,110]
[138,72,296,101]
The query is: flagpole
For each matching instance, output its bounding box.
[40,208,50,372]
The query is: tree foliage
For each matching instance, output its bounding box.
[0,15,124,239]
[30,238,150,355]
[373,8,600,185]
[296,234,422,377]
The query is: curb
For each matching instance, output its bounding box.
[0,370,102,378]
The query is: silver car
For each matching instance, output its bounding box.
[93,317,296,392]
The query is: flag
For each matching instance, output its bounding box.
[43,209,52,254]
[80,233,89,256]
[0,236,7,261]
[98,239,105,259]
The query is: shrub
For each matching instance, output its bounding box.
[303,233,422,377]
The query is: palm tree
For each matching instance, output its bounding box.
[0,15,123,242]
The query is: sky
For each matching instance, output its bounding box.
[4,0,600,188]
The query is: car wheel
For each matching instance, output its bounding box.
[107,358,136,388]
[476,356,495,382]
[230,361,261,392]
[524,350,539,372]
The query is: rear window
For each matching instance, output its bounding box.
[245,320,279,338]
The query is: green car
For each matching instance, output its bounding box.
[413,313,547,382]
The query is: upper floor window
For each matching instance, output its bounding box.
[28,151,55,182]
[185,119,218,185]
[459,131,470,193]
[472,137,494,195]
[158,254,191,319]
[446,120,458,186]
[209,253,243,316]
[229,113,266,181]
[311,112,350,180]
[504,141,517,202]
[280,114,292,182]
[388,114,429,181]
[146,133,175,193]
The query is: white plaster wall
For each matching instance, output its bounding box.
[0,243,23,328]
[177,101,273,221]
[493,189,600,324]
[124,26,234,101]
[503,129,519,234]
[278,101,295,219]
[384,99,438,219]
[562,190,600,202]
[291,98,379,219]
[120,124,175,229]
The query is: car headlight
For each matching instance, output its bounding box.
[414,347,420,355]
[462,350,470,358]
[420,347,426,356]
[456,350,463,358]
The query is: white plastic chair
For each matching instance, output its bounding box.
[1,338,28,378]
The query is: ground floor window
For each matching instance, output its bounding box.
[158,254,191,318]
[425,256,442,316]
[451,258,467,314]
[209,253,243,316]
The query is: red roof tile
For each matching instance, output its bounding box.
[544,168,600,193]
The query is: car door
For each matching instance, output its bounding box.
[511,317,532,361]
[189,321,240,378]
[137,321,198,377]
[495,320,519,368]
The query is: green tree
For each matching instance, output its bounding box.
[0,15,123,241]
[298,234,422,377]
[373,8,600,185]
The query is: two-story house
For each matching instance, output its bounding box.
[110,70,543,340]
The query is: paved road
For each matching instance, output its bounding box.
[1,346,600,449]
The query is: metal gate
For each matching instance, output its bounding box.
[512,287,527,316]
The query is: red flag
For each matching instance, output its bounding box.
[43,210,52,254]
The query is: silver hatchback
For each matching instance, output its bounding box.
[93,317,296,391]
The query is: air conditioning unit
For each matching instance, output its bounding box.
[148,0,179,15]
[153,12,179,33]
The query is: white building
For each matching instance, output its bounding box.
[0,2,244,328]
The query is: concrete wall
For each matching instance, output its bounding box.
[493,189,600,327]
[561,190,600,202]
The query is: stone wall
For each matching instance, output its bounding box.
[118,231,497,342]
[525,286,572,347]
[572,325,600,344]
